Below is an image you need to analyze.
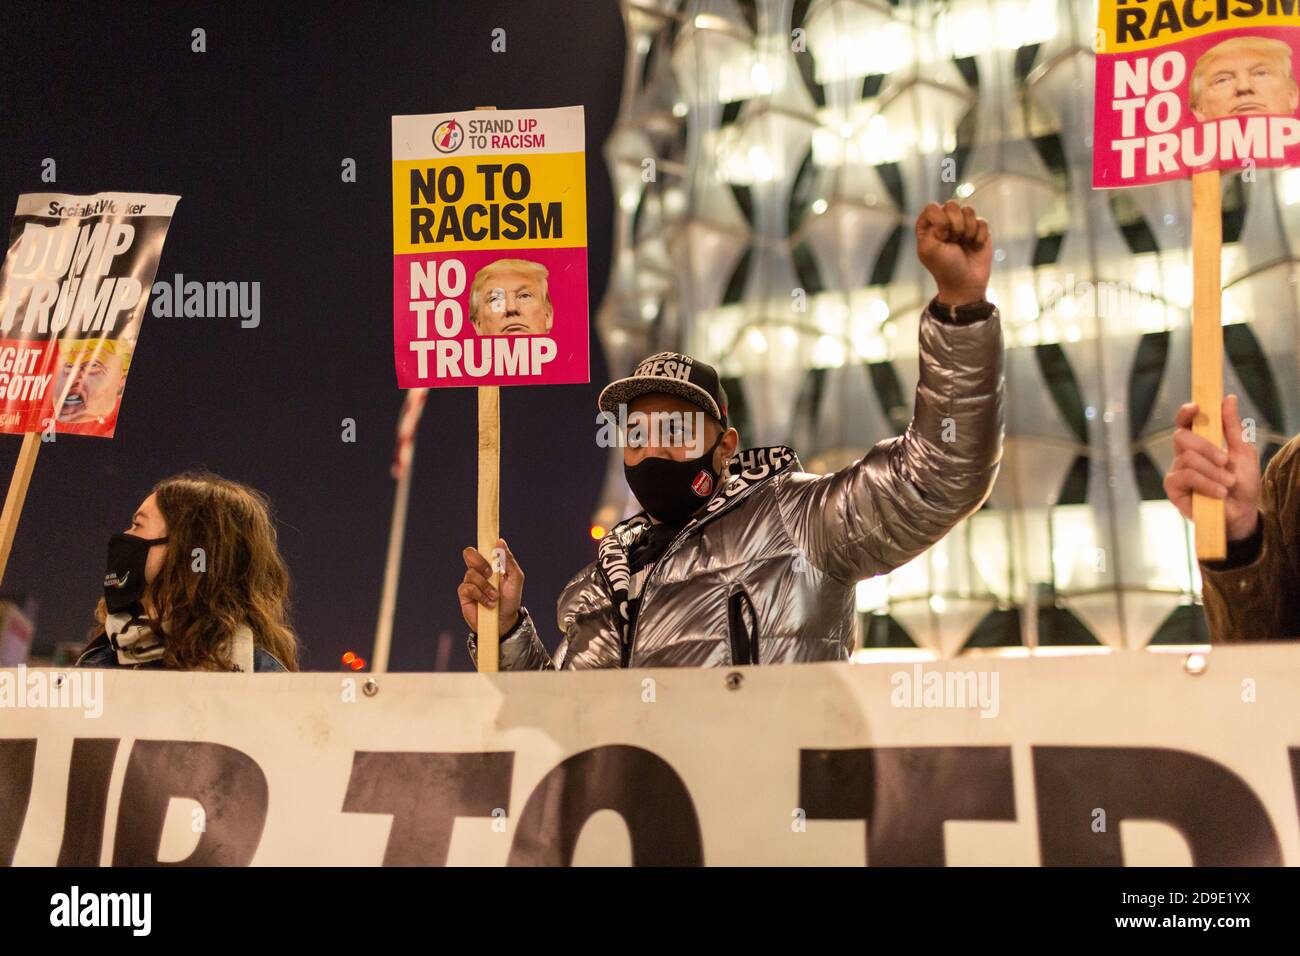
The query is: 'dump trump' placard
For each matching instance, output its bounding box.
[0,193,179,438]
[1094,2,1300,187]
[391,106,589,388]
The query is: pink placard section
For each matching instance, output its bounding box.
[1093,27,1300,189]
[393,246,589,388]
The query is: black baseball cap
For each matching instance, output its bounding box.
[598,351,729,428]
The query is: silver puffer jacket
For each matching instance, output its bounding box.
[469,300,1003,669]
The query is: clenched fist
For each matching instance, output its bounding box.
[1163,395,1261,542]
[916,201,992,307]
[458,537,525,637]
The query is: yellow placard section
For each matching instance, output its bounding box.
[391,151,587,254]
[1098,0,1300,54]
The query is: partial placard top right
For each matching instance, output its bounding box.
[1093,1,1300,187]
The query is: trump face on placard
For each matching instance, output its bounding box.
[52,339,130,424]
[469,258,554,336]
[1190,36,1300,122]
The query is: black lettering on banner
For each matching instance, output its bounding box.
[438,209,463,243]
[531,202,561,238]
[501,203,527,239]
[409,166,464,205]
[407,162,558,245]
[0,739,36,866]
[478,164,502,200]
[507,745,704,866]
[1183,0,1211,29]
[1113,0,1294,44]
[799,746,1015,865]
[411,208,436,244]
[341,751,514,866]
[1149,0,1181,37]
[56,738,120,866]
[1117,7,1147,44]
[112,740,269,866]
[475,162,530,200]
[502,163,530,199]
[421,203,562,244]
[1032,746,1282,865]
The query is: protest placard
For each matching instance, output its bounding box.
[390,106,589,671]
[0,192,179,585]
[391,106,589,387]
[1094,5,1300,187]
[1093,5,1300,558]
[0,193,179,438]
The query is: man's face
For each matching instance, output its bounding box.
[622,393,735,467]
[55,350,125,422]
[1194,48,1299,121]
[474,269,552,335]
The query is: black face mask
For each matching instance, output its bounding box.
[624,432,724,527]
[104,532,167,615]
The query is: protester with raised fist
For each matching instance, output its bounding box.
[1163,395,1300,640]
[76,472,299,671]
[459,201,1004,669]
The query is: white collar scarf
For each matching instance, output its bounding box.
[105,613,256,672]
[595,445,802,663]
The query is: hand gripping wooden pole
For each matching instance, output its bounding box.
[475,104,500,672]
[1191,170,1226,561]
[0,433,41,587]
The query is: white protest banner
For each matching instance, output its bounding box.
[2,646,1298,865]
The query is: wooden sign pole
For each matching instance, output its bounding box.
[475,105,500,672]
[0,433,41,587]
[477,386,500,672]
[1190,170,1226,561]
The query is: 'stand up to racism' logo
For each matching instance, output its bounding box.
[432,118,464,153]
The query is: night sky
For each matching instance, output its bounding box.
[0,1,624,670]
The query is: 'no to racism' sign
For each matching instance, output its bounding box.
[390,106,589,388]
[1094,1,1300,187]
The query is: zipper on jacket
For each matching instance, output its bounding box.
[622,466,776,666]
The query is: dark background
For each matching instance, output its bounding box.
[0,1,625,670]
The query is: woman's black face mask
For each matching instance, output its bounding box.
[623,432,724,526]
[104,533,167,614]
